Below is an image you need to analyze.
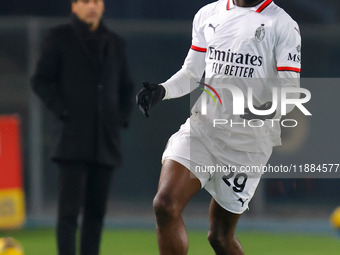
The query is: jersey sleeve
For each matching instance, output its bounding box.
[190,8,207,53]
[275,18,301,73]
[274,17,301,117]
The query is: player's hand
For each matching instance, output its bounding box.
[241,102,276,120]
[136,82,165,118]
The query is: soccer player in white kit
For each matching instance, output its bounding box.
[137,0,301,254]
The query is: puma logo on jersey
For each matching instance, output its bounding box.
[208,23,220,33]
[238,198,249,207]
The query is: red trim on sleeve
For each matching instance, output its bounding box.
[277,67,301,73]
[191,45,207,53]
[227,0,231,10]
[256,0,273,13]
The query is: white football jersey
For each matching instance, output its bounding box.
[162,0,301,153]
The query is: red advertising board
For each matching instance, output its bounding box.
[0,115,25,229]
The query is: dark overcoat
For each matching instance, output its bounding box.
[32,16,134,167]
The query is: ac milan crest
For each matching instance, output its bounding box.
[255,24,265,42]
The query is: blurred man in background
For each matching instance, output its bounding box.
[31,0,134,254]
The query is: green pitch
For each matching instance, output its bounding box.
[1,228,340,255]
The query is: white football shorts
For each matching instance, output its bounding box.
[162,117,272,214]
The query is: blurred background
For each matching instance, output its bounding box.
[0,0,339,234]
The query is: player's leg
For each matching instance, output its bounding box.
[207,199,244,255]
[56,162,88,255]
[80,164,113,255]
[153,159,201,255]
[204,147,272,255]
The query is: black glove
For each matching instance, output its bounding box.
[136,82,165,118]
[241,102,276,120]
